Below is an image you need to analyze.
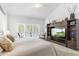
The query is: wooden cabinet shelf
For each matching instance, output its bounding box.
[66,19,79,50]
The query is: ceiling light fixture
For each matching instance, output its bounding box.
[33,3,43,8]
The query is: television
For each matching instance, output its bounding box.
[51,28,65,38]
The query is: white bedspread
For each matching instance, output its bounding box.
[2,39,56,56]
[1,38,79,56]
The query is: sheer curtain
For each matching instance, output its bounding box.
[17,23,40,39]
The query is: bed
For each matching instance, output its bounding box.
[1,39,56,56]
[1,38,79,56]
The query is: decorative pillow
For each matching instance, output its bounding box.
[0,37,13,52]
[6,34,15,42]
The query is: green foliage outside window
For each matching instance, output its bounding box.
[18,24,25,33]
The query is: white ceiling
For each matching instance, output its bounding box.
[1,3,60,19]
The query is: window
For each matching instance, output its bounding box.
[17,23,40,38]
[18,23,25,33]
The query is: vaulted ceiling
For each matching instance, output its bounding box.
[1,3,61,19]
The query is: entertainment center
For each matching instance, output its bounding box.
[47,20,67,46]
[47,17,79,50]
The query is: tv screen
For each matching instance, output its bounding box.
[51,28,65,38]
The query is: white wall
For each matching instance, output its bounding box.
[7,14,45,37]
[0,10,4,33]
[0,6,7,35]
[45,3,79,32]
